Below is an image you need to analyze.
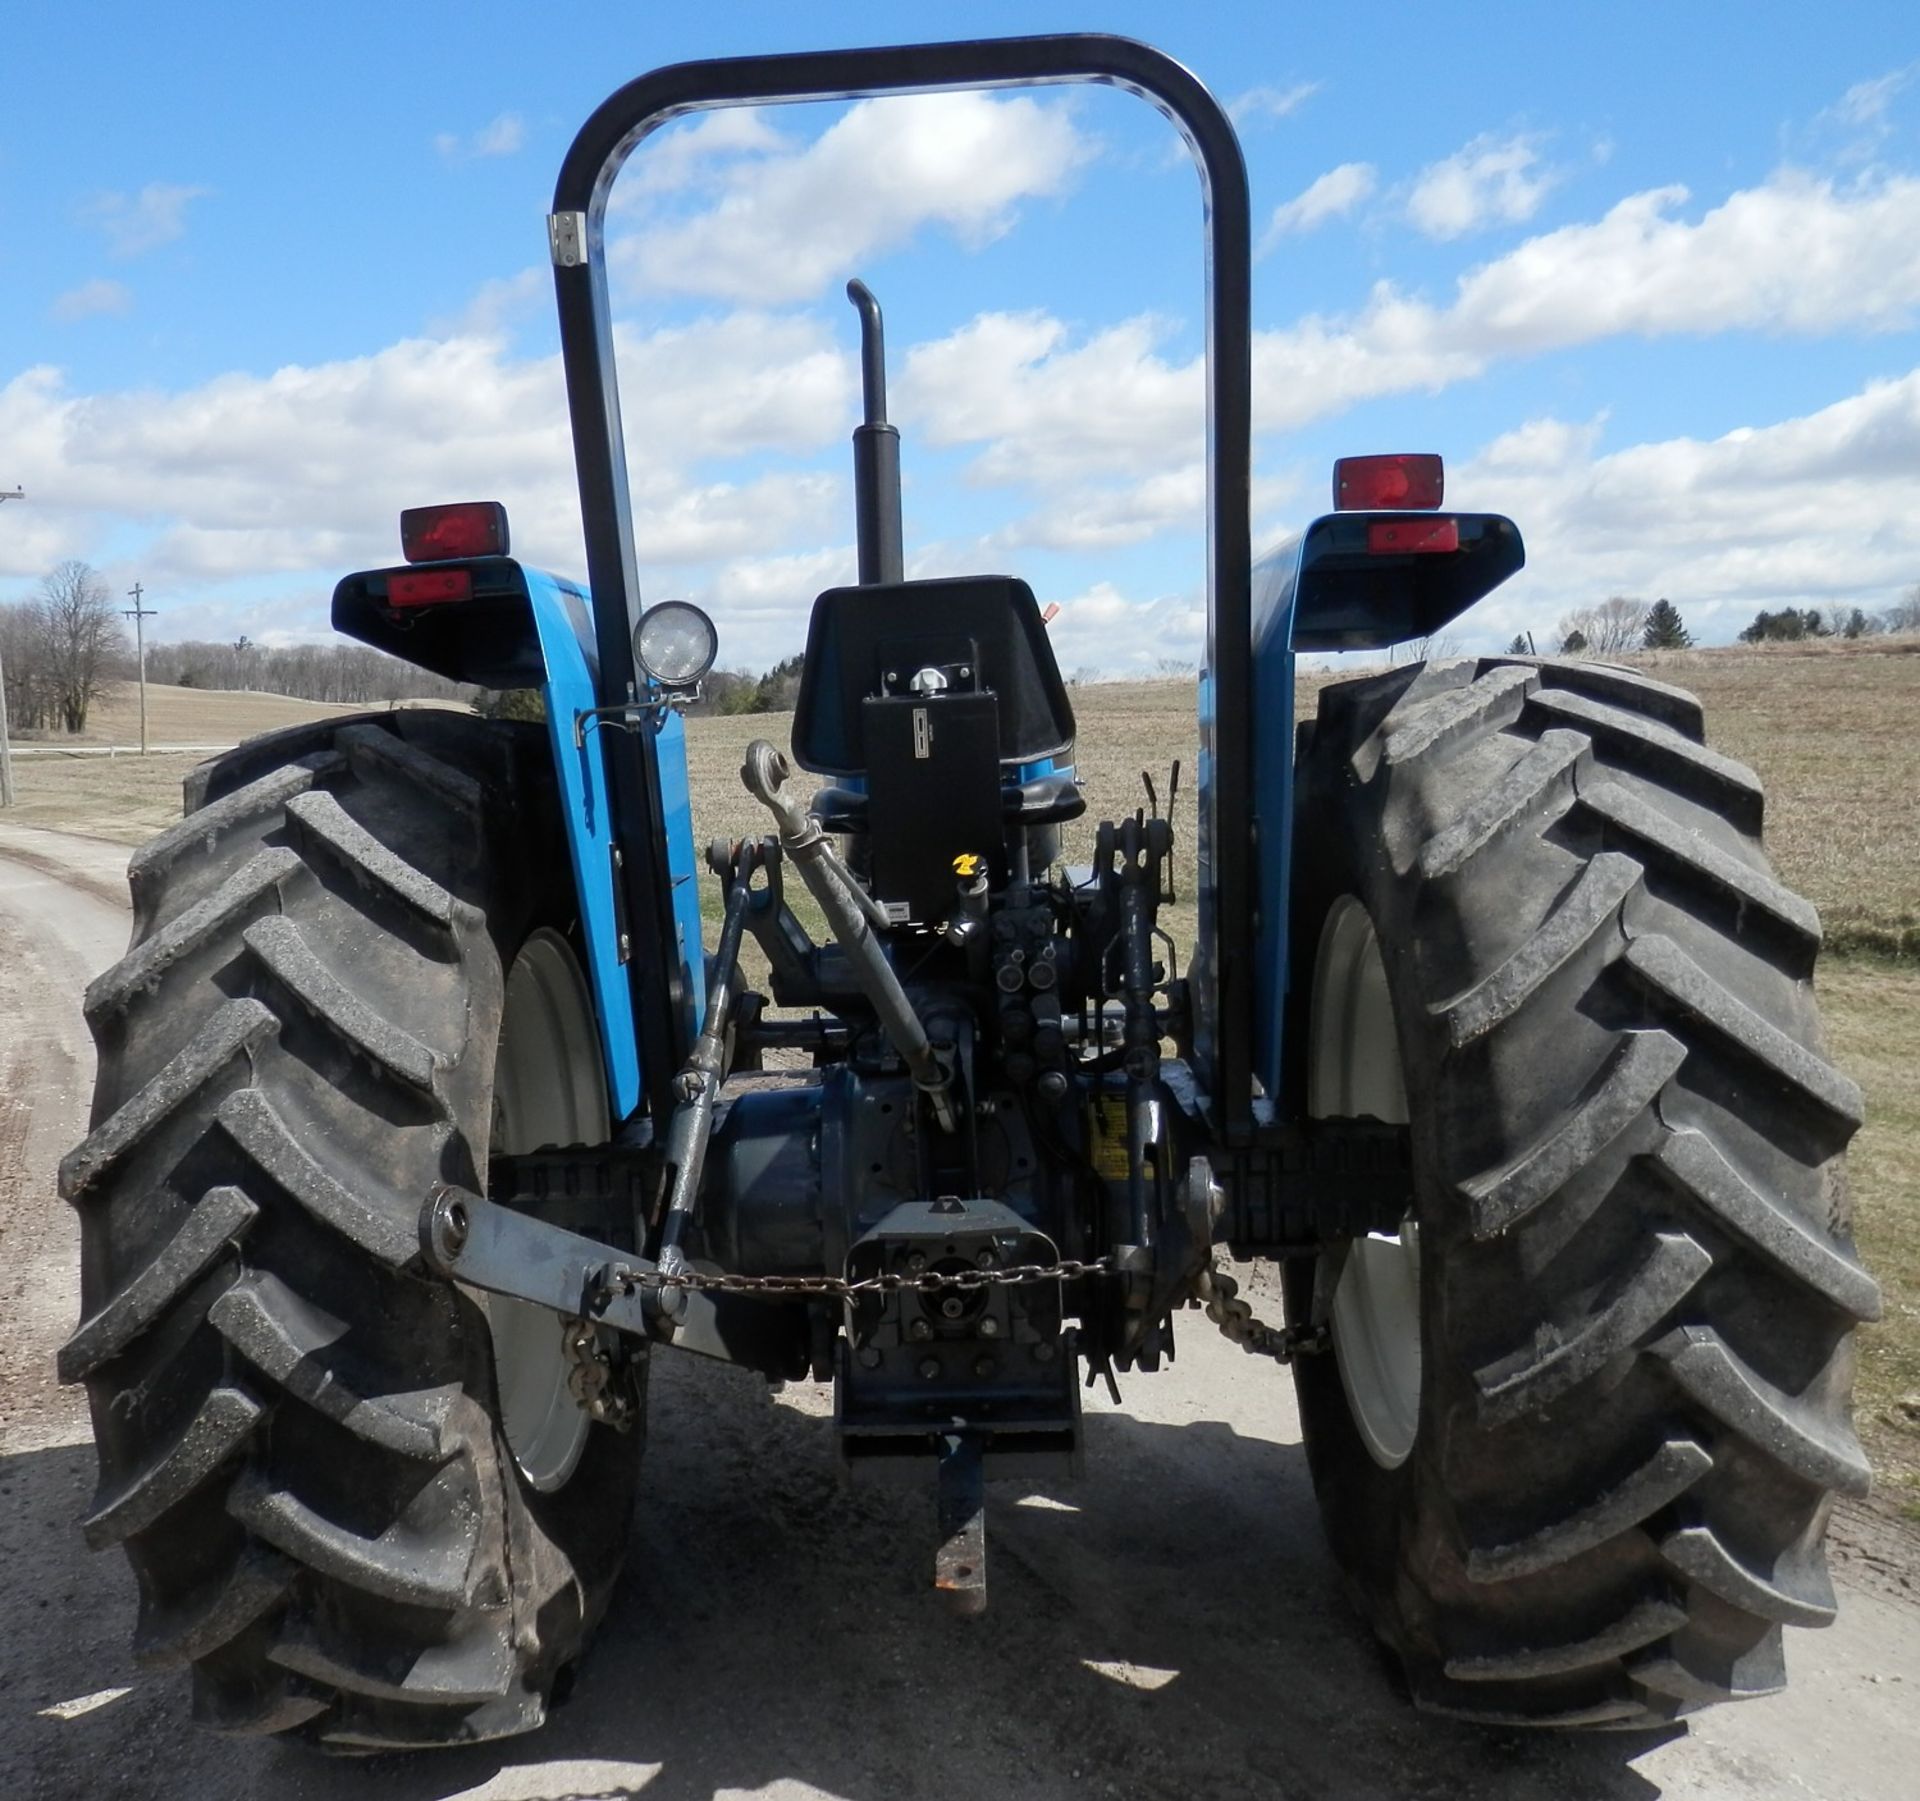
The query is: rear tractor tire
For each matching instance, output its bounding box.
[59,712,641,1749]
[1284,656,1879,1727]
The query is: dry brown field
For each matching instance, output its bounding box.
[19,678,362,749]
[7,644,1917,1510]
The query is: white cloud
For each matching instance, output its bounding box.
[900,312,1200,485]
[1229,83,1320,126]
[51,279,133,322]
[84,183,208,258]
[615,92,1092,304]
[0,311,854,594]
[1448,371,1920,644]
[434,113,526,161]
[1260,162,1377,249]
[1828,67,1912,129]
[1444,168,1920,348]
[1406,133,1555,239]
[1243,167,1920,430]
[613,312,852,460]
[618,109,790,199]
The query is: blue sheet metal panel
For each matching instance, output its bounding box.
[522,566,645,1120]
[1248,535,1308,1113]
[653,705,706,1038]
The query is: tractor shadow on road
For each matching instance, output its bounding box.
[2,1354,1682,1801]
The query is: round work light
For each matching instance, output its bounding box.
[633,600,718,689]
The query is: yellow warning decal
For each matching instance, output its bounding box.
[1087,1095,1132,1182]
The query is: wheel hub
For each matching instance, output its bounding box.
[487,929,609,1492]
[1309,899,1420,1471]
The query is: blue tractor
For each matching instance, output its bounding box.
[61,35,1877,1749]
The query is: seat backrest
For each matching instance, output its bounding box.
[790,575,1075,778]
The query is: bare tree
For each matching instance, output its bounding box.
[1883,585,1920,635]
[37,560,125,732]
[0,599,57,732]
[1555,596,1650,656]
[1389,632,1461,666]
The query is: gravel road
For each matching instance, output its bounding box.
[3,822,1916,1801]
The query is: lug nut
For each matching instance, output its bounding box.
[978,1316,1001,1339]
[908,1318,933,1342]
[918,1357,942,1380]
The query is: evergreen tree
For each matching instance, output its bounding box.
[1641,599,1691,649]
[1506,633,1530,655]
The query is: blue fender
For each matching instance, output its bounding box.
[1239,511,1524,1113]
[333,557,703,1122]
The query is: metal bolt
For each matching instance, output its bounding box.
[857,1345,882,1369]
[975,1250,995,1269]
[907,1251,928,1273]
[436,1193,470,1257]
[1032,1341,1055,1363]
[977,1315,1001,1338]
[908,1318,934,1342]
[918,1356,942,1380]
[973,1355,997,1379]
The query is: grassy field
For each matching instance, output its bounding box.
[7,648,1918,1505]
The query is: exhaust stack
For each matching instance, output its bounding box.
[846,278,904,586]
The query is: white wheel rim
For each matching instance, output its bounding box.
[1309,898,1421,1471]
[488,929,608,1492]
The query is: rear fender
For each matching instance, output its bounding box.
[333,559,704,1120]
[1241,511,1523,1114]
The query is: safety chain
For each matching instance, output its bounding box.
[596,1256,1118,1302]
[1192,1261,1329,1365]
[561,1316,638,1432]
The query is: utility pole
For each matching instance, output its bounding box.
[0,486,23,806]
[124,581,157,756]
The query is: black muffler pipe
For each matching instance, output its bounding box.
[846,278,903,586]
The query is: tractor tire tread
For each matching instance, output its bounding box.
[1288,655,1869,1728]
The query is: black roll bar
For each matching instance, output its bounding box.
[550,33,1256,1134]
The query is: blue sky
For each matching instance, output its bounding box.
[4,1,1919,673]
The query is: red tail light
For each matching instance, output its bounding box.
[1367,517,1459,555]
[401,501,510,563]
[1334,454,1443,511]
[387,568,474,607]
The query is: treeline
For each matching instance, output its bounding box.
[144,637,471,705]
[1738,599,1920,643]
[1506,589,1920,658]
[694,653,804,716]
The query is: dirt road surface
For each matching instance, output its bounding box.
[3,823,1916,1801]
